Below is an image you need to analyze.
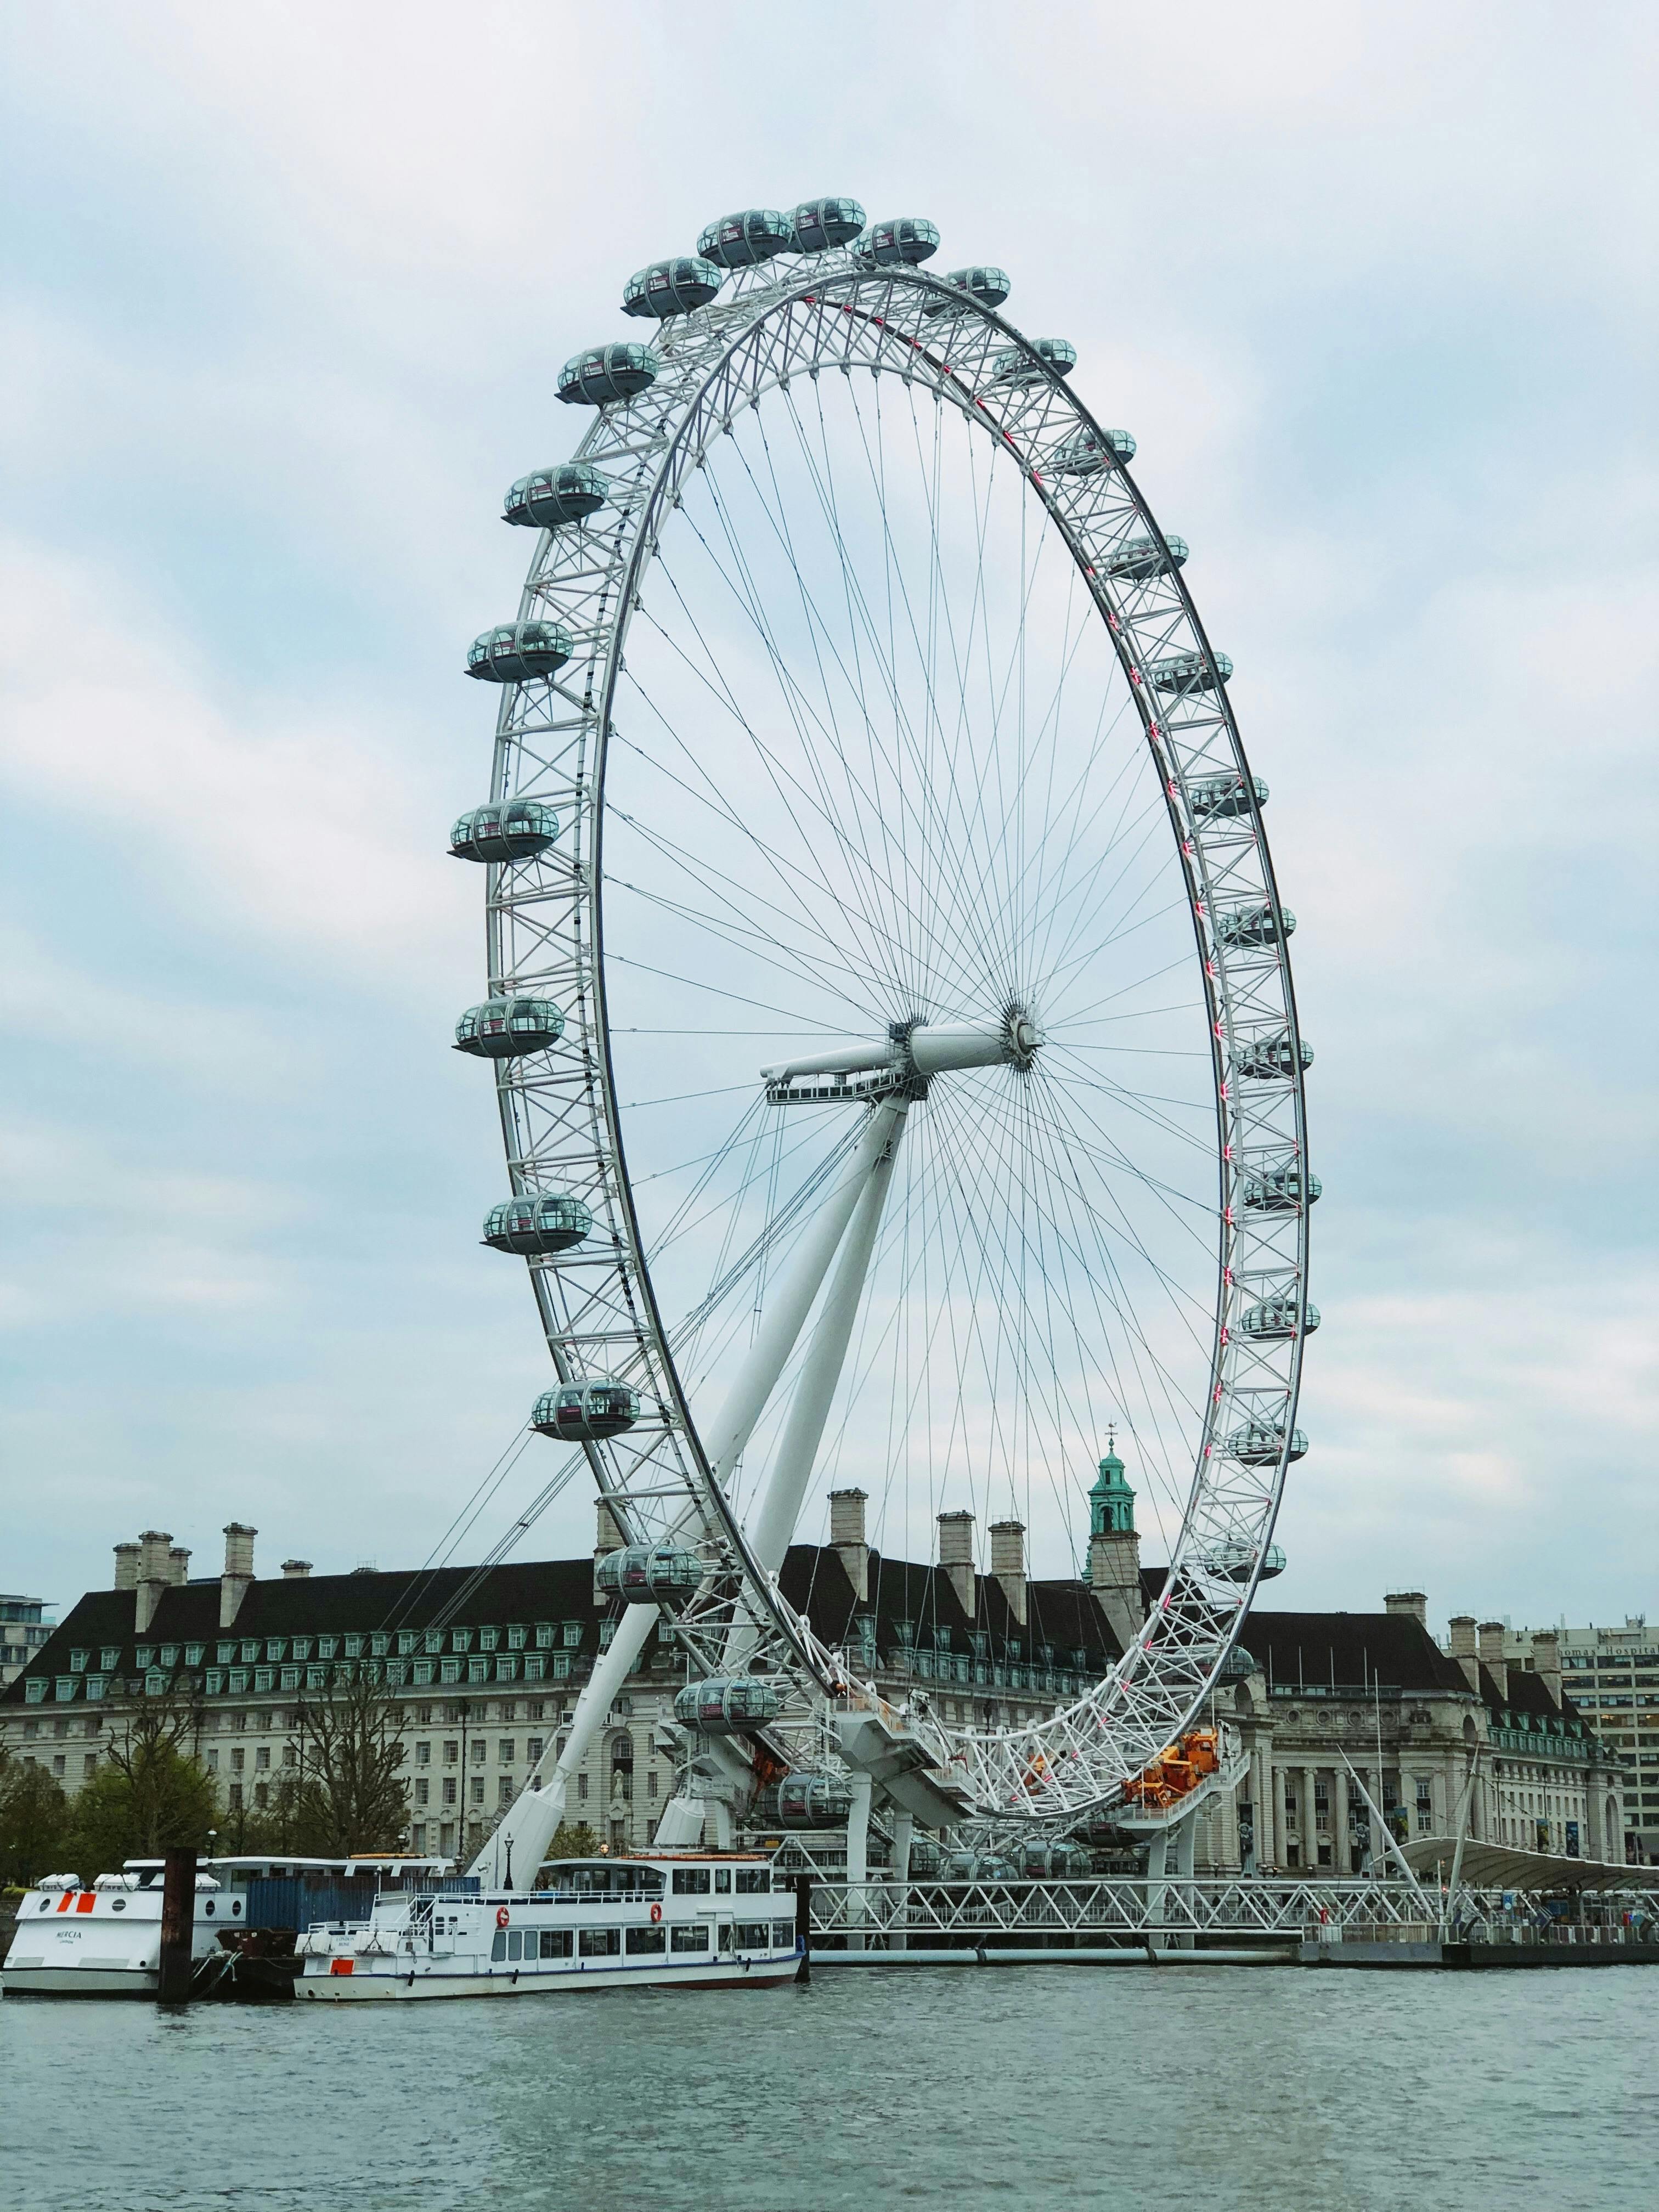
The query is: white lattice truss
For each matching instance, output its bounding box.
[812,1881,1501,1942]
[476,247,1311,1825]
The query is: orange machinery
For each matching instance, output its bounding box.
[1122,1728,1221,1811]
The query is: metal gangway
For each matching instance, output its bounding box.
[805,1875,1657,1962]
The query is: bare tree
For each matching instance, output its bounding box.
[92,1676,215,1859]
[290,1671,409,1854]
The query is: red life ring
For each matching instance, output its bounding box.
[496,1906,510,1929]
[650,1903,663,1924]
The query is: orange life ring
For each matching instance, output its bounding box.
[650,1903,663,1924]
[496,1906,510,1929]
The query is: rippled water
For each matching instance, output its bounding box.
[3,1963,1655,2210]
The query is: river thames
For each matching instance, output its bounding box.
[2,1965,1653,2210]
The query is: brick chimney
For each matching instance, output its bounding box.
[113,1542,140,1593]
[937,1511,975,1616]
[1531,1629,1562,1707]
[219,1523,256,1629]
[1479,1621,1509,1702]
[828,1487,869,1603]
[1447,1615,1480,1693]
[168,1545,192,1585]
[990,1520,1027,1627]
[1385,1592,1427,1626]
[280,1558,313,1580]
[135,1530,173,1634]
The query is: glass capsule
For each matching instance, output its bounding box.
[673,1675,783,1733]
[557,342,662,407]
[698,209,795,267]
[856,216,941,266]
[465,623,573,682]
[448,800,560,864]
[531,1380,641,1441]
[774,1774,855,1829]
[1242,1162,1321,1210]
[622,257,723,318]
[1188,771,1266,822]
[503,464,610,529]
[1233,1030,1313,1080]
[790,198,866,253]
[1226,1421,1309,1468]
[453,997,566,1058]
[1103,533,1186,579]
[594,1544,702,1605]
[1240,1295,1319,1338]
[1215,900,1295,949]
[481,1193,591,1255]
[989,336,1076,383]
[921,264,1011,315]
[1054,425,1134,473]
[1150,650,1233,693]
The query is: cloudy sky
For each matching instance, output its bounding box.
[2,1,1654,1635]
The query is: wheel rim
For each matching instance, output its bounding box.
[471,245,1311,1822]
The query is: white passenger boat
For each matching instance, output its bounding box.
[2,1856,439,1997]
[298,1853,802,2000]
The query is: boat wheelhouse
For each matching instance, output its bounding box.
[298,1853,800,2001]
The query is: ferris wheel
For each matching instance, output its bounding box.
[450,200,1312,1853]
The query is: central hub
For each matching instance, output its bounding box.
[761,1009,1043,1104]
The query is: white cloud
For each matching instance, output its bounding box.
[1,0,1654,1626]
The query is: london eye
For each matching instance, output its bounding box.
[449,200,1313,1874]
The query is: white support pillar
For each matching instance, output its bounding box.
[845,1772,873,1954]
[470,1604,658,1885]
[702,1101,904,1486]
[748,1106,907,1575]
[889,1811,915,1954]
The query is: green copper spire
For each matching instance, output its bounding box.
[1088,1429,1135,1538]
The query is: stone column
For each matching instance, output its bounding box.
[1273,1761,1289,1869]
[1302,1764,1318,1874]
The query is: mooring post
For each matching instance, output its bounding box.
[794,1872,812,1984]
[157,1846,198,2004]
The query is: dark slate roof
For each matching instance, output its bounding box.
[1237,1609,1475,1697]
[1,1559,606,1705]
[776,1545,1121,1668]
[1480,1661,1591,1733]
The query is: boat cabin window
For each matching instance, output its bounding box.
[579,1927,620,1958]
[539,1929,573,1959]
[625,1925,667,1956]
[546,1861,663,1898]
[734,1867,770,1894]
[670,1923,709,1953]
[773,1920,795,1948]
[714,1869,732,1893]
[672,1867,710,1894]
[733,1921,772,1949]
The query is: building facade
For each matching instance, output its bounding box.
[1505,1617,1658,1865]
[1,1595,54,1688]
[0,1465,1624,1875]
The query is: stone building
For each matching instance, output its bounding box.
[1504,1616,1658,1864]
[1,1463,1623,1876]
[0,1502,1104,1865]
[1217,1596,1623,1875]
[1,1594,53,1687]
